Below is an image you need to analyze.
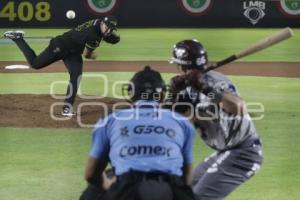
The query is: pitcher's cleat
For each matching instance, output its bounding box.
[3,30,25,40]
[61,106,76,117]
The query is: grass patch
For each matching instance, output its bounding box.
[0,28,299,61]
[0,74,300,199]
[0,128,90,200]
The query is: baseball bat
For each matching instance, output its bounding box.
[204,27,294,72]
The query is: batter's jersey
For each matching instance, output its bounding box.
[185,71,259,151]
[90,100,195,176]
[56,18,120,54]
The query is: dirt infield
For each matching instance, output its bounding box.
[1,61,300,77]
[1,61,299,128]
[0,94,126,128]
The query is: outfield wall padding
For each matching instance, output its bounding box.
[0,0,300,28]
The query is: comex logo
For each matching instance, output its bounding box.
[243,1,266,25]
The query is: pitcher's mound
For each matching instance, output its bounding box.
[0,94,126,128]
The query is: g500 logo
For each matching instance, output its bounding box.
[278,0,300,17]
[243,1,266,25]
[177,0,213,16]
[85,0,119,15]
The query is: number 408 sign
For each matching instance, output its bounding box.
[0,1,51,22]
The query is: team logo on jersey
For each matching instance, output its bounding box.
[243,1,266,25]
[120,127,129,137]
[177,0,212,16]
[53,47,61,53]
[278,0,300,17]
[85,0,118,15]
[119,145,173,158]
[133,125,176,139]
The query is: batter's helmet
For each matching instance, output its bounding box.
[169,39,208,71]
[103,16,118,30]
[123,66,166,102]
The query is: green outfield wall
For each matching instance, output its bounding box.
[0,0,300,28]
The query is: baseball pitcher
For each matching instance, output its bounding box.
[4,16,120,116]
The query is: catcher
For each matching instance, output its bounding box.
[168,39,263,200]
[80,66,196,200]
[4,16,120,116]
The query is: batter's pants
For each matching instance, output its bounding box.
[13,38,82,107]
[192,138,263,200]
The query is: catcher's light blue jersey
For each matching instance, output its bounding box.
[90,100,195,176]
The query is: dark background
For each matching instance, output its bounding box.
[0,0,299,28]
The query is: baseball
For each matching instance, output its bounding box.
[66,10,76,19]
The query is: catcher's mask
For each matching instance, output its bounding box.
[103,16,118,31]
[169,39,208,72]
[122,66,166,102]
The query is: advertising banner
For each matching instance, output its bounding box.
[0,0,299,28]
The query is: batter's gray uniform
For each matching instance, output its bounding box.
[184,71,263,200]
